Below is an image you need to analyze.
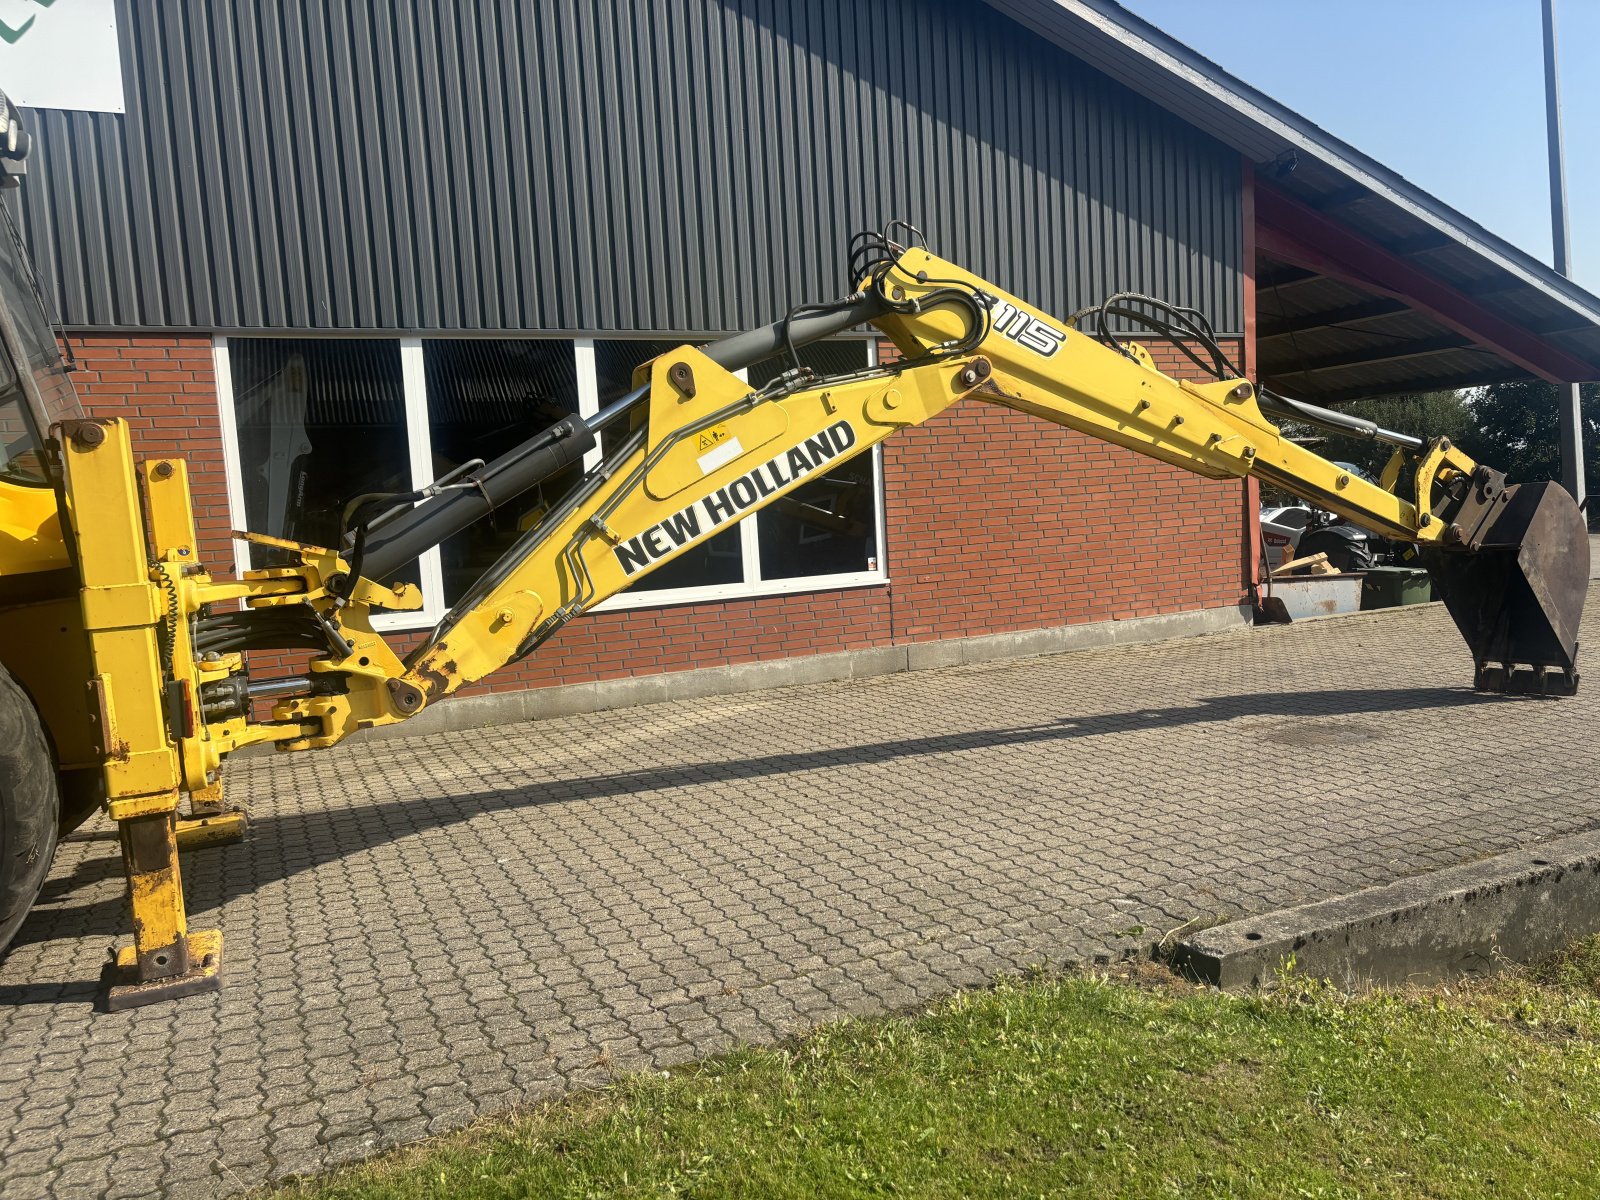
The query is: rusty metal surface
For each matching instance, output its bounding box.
[104,930,222,1014]
[1426,480,1590,691]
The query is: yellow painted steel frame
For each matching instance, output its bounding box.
[55,249,1489,1005]
[0,477,70,576]
[872,250,1479,542]
[58,419,222,1008]
[196,249,1478,742]
[54,421,422,1003]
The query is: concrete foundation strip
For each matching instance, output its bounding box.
[1173,828,1600,990]
[305,602,1254,746]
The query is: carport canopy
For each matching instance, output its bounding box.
[985,0,1600,404]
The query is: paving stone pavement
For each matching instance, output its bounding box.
[4,587,1600,1198]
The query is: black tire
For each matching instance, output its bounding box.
[0,663,59,959]
[1297,528,1374,573]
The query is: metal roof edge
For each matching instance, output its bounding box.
[990,0,1600,328]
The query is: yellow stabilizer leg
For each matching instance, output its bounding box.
[178,779,249,849]
[58,418,224,1008]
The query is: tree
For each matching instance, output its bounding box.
[1288,391,1487,481]
[1261,383,1596,527]
[1469,381,1600,524]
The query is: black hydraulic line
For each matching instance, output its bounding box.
[1257,388,1424,452]
[351,290,893,589]
[356,415,597,585]
[700,291,888,372]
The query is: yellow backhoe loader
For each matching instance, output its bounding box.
[0,104,1587,1007]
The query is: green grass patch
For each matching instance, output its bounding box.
[282,941,1600,1199]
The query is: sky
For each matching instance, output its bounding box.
[1121,0,1600,295]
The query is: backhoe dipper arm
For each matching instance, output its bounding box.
[186,233,1583,773]
[866,248,1584,695]
[376,243,1584,714]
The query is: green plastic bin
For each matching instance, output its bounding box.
[1361,565,1433,610]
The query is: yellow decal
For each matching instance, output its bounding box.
[697,424,730,453]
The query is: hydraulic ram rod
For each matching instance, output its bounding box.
[1257,389,1425,451]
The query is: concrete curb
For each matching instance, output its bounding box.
[298,602,1252,748]
[1172,828,1600,990]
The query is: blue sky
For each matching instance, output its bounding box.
[1121,0,1600,295]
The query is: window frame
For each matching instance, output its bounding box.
[214,333,889,632]
[214,334,449,633]
[588,336,888,612]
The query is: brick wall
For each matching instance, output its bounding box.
[876,338,1245,643]
[67,333,1247,699]
[67,334,234,571]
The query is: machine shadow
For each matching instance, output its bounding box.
[1,684,1521,1001]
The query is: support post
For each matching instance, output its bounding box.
[1543,0,1586,510]
[1242,160,1263,595]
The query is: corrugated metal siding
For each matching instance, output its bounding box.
[11,0,1242,334]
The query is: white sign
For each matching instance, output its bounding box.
[0,0,124,114]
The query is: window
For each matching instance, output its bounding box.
[590,337,884,610]
[221,338,433,629]
[423,339,580,605]
[217,335,886,630]
[0,204,79,433]
[0,204,78,485]
[0,332,42,486]
[748,342,880,582]
[227,340,406,562]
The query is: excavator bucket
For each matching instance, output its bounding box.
[1423,480,1589,695]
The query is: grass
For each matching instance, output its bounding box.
[280,943,1600,1199]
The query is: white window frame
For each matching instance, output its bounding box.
[214,334,447,633]
[214,334,889,632]
[586,338,888,612]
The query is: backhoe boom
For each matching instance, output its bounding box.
[38,227,1589,1004]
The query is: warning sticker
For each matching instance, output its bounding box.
[696,430,744,475]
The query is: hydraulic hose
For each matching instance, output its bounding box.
[351,290,893,587]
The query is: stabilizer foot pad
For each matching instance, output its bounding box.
[103,929,223,1011]
[176,810,249,850]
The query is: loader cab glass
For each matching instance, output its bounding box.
[0,334,43,486]
[0,203,80,486]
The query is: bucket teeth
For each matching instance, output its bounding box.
[1424,480,1589,693]
[1474,661,1581,697]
